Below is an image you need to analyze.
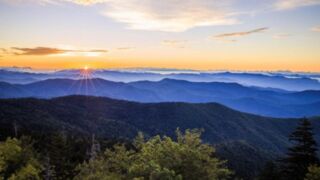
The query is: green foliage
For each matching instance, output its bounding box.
[305,165,320,180]
[75,129,232,180]
[0,137,42,180]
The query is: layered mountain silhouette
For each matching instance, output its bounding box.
[1,69,320,91]
[1,78,320,118]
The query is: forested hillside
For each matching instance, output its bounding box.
[1,95,319,179]
[1,95,320,152]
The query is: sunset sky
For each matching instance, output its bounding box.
[0,0,320,71]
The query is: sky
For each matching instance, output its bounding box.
[0,0,320,72]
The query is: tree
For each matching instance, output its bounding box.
[46,132,73,180]
[304,165,320,180]
[280,118,319,180]
[45,132,90,180]
[0,137,42,180]
[75,129,232,180]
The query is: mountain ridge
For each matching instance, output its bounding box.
[1,78,320,118]
[1,68,320,91]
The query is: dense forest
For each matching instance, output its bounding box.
[0,120,319,179]
[0,96,319,179]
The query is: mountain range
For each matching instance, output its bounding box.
[1,68,320,91]
[1,78,320,118]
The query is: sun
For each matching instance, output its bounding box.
[80,65,92,79]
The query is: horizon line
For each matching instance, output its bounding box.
[1,66,320,74]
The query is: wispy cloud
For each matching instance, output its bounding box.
[274,0,320,10]
[311,25,320,32]
[42,0,237,32]
[0,48,8,53]
[162,40,188,48]
[9,47,108,56]
[7,0,265,32]
[62,0,107,5]
[116,47,135,50]
[7,0,318,33]
[12,47,65,55]
[212,27,269,41]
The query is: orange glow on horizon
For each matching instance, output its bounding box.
[1,48,320,72]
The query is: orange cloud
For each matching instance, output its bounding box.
[12,47,65,55]
[9,47,108,56]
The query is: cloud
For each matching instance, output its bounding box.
[4,0,106,6]
[12,47,66,55]
[8,0,240,32]
[212,27,269,41]
[62,0,107,5]
[55,0,237,32]
[273,33,291,39]
[162,40,188,48]
[10,47,108,56]
[104,1,238,32]
[0,48,8,53]
[311,25,320,32]
[274,0,320,10]
[116,47,135,50]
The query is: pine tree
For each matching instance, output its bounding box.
[46,132,73,180]
[280,118,319,180]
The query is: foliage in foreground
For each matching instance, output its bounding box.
[75,129,232,180]
[0,118,318,180]
[0,137,42,180]
[304,165,320,180]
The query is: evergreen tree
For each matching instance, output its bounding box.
[280,118,319,180]
[46,132,73,180]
